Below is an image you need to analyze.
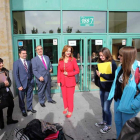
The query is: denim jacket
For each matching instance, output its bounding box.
[108,60,140,114]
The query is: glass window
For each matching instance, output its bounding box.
[43,39,58,64]
[87,40,102,90]
[87,40,102,63]
[109,12,127,33]
[63,11,106,33]
[51,66,59,90]
[127,12,140,33]
[109,12,140,33]
[18,40,33,60]
[13,11,60,34]
[112,39,126,65]
[132,39,140,61]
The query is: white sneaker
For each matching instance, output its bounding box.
[95,122,106,127]
[100,125,111,134]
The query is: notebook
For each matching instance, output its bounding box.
[97,62,112,82]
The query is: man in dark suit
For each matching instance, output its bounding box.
[13,48,36,117]
[31,45,56,107]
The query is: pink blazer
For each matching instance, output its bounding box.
[57,57,79,87]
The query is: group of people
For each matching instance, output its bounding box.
[0,45,79,129]
[0,45,140,140]
[95,47,140,140]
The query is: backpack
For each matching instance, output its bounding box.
[16,119,55,140]
[15,120,74,140]
[134,67,140,98]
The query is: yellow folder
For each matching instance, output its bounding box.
[97,62,112,82]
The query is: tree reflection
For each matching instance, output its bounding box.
[76,30,82,33]
[66,26,73,33]
[57,27,61,33]
[49,30,53,33]
[31,27,38,34]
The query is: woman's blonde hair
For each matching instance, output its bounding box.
[59,45,73,61]
[119,46,137,89]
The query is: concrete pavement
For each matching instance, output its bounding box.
[0,91,140,140]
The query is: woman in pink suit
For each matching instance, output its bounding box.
[57,45,79,118]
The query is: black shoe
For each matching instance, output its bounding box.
[7,119,18,125]
[27,109,37,113]
[48,100,56,104]
[0,122,4,129]
[22,111,27,117]
[40,103,46,107]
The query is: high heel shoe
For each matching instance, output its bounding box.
[63,110,67,114]
[63,108,68,114]
[66,112,72,118]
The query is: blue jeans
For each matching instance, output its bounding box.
[100,90,112,126]
[114,100,137,139]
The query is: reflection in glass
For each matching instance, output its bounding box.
[70,40,84,60]
[51,66,59,90]
[88,40,102,90]
[63,11,106,33]
[127,12,140,33]
[109,12,127,33]
[109,12,140,33]
[88,40,102,63]
[132,39,140,61]
[43,39,58,64]
[13,11,60,34]
[69,40,84,91]
[112,39,126,65]
[18,40,33,60]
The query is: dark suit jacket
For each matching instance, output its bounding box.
[13,59,34,89]
[57,57,79,87]
[31,55,52,84]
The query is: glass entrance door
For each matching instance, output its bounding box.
[40,38,60,93]
[13,36,60,94]
[111,38,128,66]
[86,36,106,91]
[67,38,84,91]
[64,36,106,92]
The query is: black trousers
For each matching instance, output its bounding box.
[0,96,14,123]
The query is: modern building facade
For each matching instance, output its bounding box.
[0,0,140,94]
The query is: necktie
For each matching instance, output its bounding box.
[24,60,28,72]
[41,56,47,70]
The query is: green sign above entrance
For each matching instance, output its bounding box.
[80,16,94,26]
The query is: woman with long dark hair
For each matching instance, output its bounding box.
[95,47,117,133]
[57,45,79,118]
[108,47,140,139]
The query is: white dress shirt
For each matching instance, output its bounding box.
[38,55,47,65]
[20,58,28,68]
